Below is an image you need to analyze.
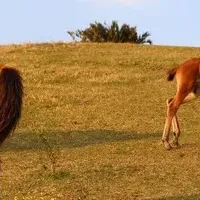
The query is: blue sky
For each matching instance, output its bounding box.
[1,0,200,46]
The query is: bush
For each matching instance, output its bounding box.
[67,21,152,44]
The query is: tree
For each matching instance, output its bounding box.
[136,32,152,45]
[67,21,152,44]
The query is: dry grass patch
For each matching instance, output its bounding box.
[0,43,200,199]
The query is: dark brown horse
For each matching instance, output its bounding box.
[162,58,200,150]
[0,66,23,146]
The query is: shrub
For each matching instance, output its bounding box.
[67,21,152,44]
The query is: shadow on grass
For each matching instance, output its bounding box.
[1,130,159,151]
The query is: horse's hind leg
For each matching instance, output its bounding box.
[167,98,180,147]
[162,87,190,150]
[163,90,196,149]
[162,99,179,150]
[171,115,180,147]
[172,92,198,146]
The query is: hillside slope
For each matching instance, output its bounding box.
[0,43,200,199]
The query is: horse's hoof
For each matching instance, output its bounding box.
[171,141,180,148]
[165,144,172,150]
[162,141,172,150]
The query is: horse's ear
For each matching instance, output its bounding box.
[0,65,5,70]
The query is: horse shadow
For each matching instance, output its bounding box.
[1,130,159,151]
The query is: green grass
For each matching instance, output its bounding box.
[1,42,200,199]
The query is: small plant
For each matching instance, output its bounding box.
[39,133,61,175]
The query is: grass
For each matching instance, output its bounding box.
[0,42,200,199]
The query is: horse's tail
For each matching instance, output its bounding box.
[0,66,23,145]
[167,68,177,81]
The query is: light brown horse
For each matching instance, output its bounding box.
[162,58,200,150]
[0,66,23,146]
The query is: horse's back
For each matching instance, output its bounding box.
[177,58,200,80]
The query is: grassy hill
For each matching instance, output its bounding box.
[1,43,200,199]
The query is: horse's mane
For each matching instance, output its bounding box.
[0,66,23,145]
